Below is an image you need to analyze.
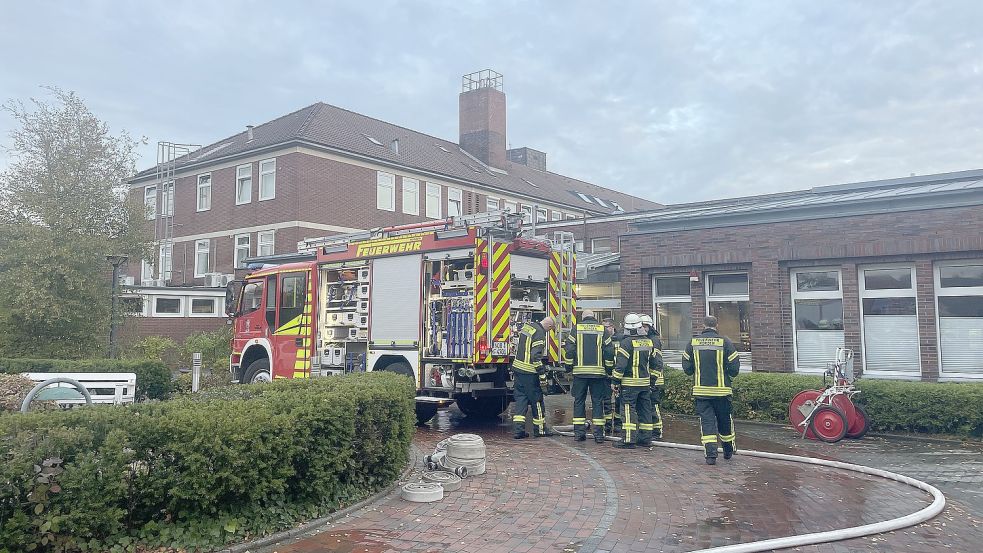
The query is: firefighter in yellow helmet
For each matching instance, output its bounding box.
[639,314,665,441]
[682,315,741,465]
[511,316,556,439]
[564,309,615,443]
[612,313,661,448]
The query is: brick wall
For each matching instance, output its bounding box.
[120,315,227,344]
[620,205,983,380]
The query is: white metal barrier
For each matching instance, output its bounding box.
[22,372,137,405]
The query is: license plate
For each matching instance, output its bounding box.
[491,342,509,356]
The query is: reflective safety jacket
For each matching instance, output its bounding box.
[603,329,622,375]
[564,317,614,377]
[613,334,662,387]
[682,328,741,397]
[648,332,665,387]
[513,321,547,374]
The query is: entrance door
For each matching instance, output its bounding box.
[271,270,311,379]
[859,265,920,377]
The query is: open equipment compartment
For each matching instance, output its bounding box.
[423,255,476,360]
[317,262,369,374]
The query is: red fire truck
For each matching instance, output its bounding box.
[224,212,576,423]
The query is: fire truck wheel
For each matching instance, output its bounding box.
[243,359,272,384]
[455,395,507,418]
[416,403,438,424]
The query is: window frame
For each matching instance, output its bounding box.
[151,295,184,317]
[144,185,157,220]
[551,210,562,221]
[503,200,517,214]
[486,196,500,212]
[402,177,420,215]
[194,239,210,278]
[234,233,251,269]
[790,268,845,373]
[196,173,211,212]
[591,237,614,254]
[520,205,533,224]
[425,182,441,218]
[259,158,276,201]
[447,187,463,217]
[158,243,172,282]
[141,259,154,284]
[934,260,983,380]
[376,171,395,211]
[536,207,548,224]
[161,181,174,217]
[120,295,147,317]
[236,164,253,205]
[857,263,920,378]
[651,274,693,352]
[257,230,275,257]
[704,271,751,359]
[189,297,221,318]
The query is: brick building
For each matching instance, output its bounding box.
[543,169,983,381]
[121,70,659,341]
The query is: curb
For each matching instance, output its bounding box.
[215,446,420,553]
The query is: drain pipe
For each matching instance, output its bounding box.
[550,426,945,553]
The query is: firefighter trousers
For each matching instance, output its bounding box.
[695,396,735,458]
[572,376,606,438]
[601,377,616,428]
[649,386,664,438]
[619,386,652,445]
[512,371,546,436]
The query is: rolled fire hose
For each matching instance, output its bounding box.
[400,482,444,503]
[551,425,946,553]
[422,470,463,492]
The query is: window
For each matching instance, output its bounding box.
[241,279,264,315]
[652,275,692,351]
[278,273,307,326]
[161,181,174,216]
[141,259,153,283]
[551,211,562,221]
[234,234,251,269]
[536,207,548,223]
[236,164,252,204]
[153,297,183,317]
[859,265,919,376]
[259,159,276,200]
[425,183,441,218]
[158,243,172,282]
[196,174,211,212]
[194,239,210,278]
[520,205,533,224]
[402,178,419,215]
[935,261,983,378]
[447,187,462,217]
[257,230,275,257]
[486,197,500,212]
[791,269,844,373]
[575,240,585,253]
[706,272,751,353]
[566,213,578,221]
[144,186,157,220]
[120,297,145,316]
[190,297,219,317]
[591,238,613,254]
[504,200,517,214]
[377,171,395,211]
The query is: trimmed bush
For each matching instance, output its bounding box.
[0,372,415,552]
[0,358,171,401]
[662,368,983,438]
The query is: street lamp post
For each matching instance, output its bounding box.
[106,255,128,359]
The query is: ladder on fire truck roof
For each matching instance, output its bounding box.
[297,211,526,253]
[553,230,577,336]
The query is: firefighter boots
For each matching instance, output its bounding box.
[514,430,529,439]
[614,441,635,449]
[722,441,735,460]
[706,457,717,465]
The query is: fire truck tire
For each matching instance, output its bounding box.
[243,359,272,384]
[455,395,507,418]
[416,403,438,424]
[809,405,848,443]
[400,482,443,503]
[846,404,871,439]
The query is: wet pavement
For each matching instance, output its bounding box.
[261,395,982,553]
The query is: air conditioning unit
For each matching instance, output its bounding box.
[204,273,224,287]
[220,273,235,286]
[141,279,155,287]
[119,276,135,286]
[153,279,166,287]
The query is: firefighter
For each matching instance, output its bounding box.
[511,316,557,439]
[612,313,661,448]
[565,310,614,443]
[600,317,620,433]
[682,315,741,465]
[639,314,665,441]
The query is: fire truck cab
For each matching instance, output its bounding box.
[225,212,576,423]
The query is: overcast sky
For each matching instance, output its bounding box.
[1,1,981,204]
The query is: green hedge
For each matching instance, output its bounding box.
[0,359,171,401]
[0,372,415,552]
[662,368,983,437]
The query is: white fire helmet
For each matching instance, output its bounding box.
[639,314,654,326]
[623,313,643,331]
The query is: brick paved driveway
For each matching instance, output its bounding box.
[263,406,976,553]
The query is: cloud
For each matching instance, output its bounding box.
[1,0,981,204]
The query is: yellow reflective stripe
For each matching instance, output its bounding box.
[693,385,732,397]
[572,417,587,424]
[701,435,718,444]
[694,347,701,386]
[639,423,655,430]
[531,340,545,347]
[620,377,649,386]
[573,367,606,375]
[591,418,605,425]
[682,351,691,360]
[512,415,526,422]
[616,347,628,358]
[728,351,740,362]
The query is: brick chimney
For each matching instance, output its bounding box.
[459,70,507,169]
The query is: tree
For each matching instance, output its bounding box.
[0,87,151,358]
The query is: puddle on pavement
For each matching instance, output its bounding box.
[279,530,390,553]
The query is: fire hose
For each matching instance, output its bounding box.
[550,425,946,553]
